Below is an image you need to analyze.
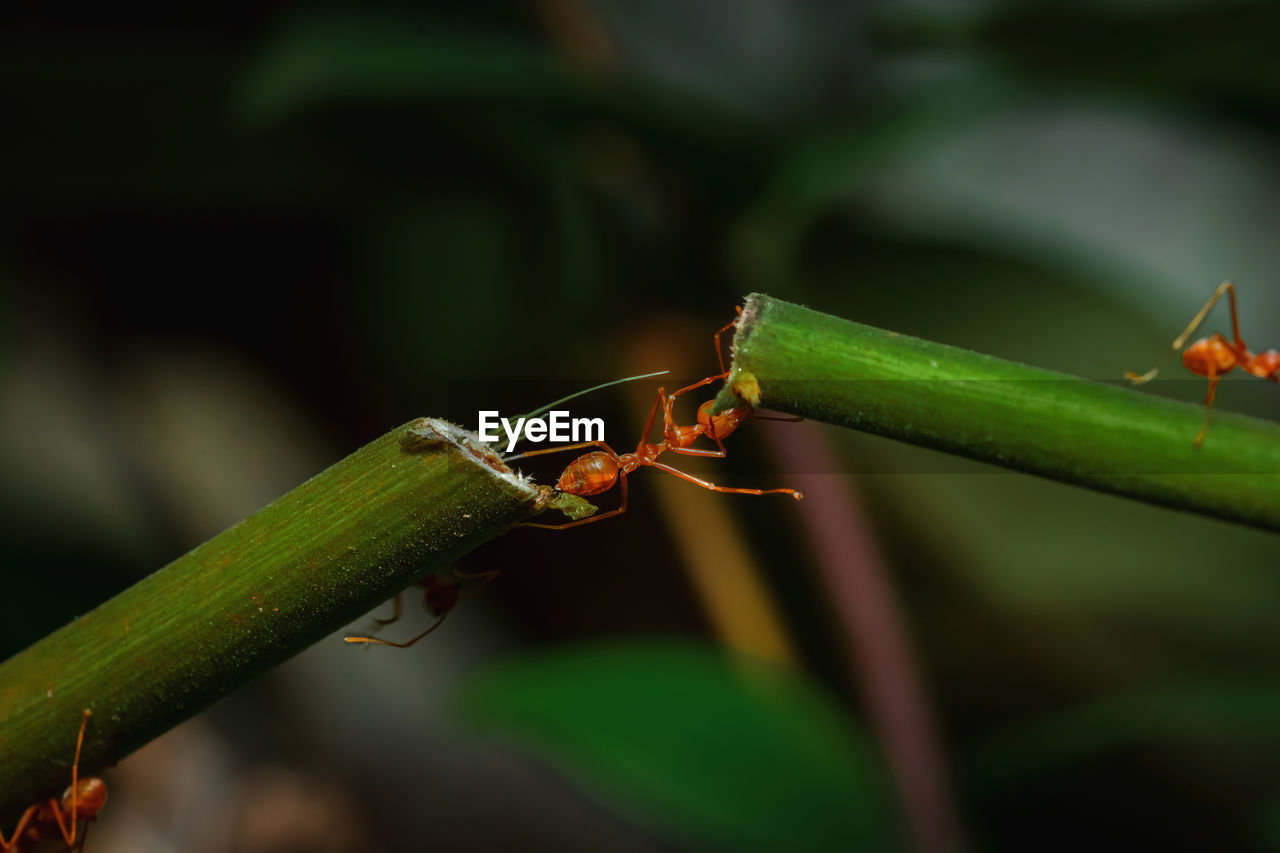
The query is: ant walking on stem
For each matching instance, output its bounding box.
[1,710,106,853]
[1127,281,1279,447]
[516,313,803,530]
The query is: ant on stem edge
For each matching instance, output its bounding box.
[1,710,106,853]
[1127,281,1279,447]
[514,311,803,530]
[345,310,802,648]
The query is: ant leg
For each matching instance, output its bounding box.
[649,461,803,500]
[668,375,724,403]
[665,445,727,458]
[1222,282,1243,349]
[374,592,403,626]
[662,376,725,437]
[1193,369,1221,449]
[344,613,449,648]
[1128,281,1236,383]
[714,307,743,375]
[454,568,501,600]
[639,388,663,446]
[0,805,38,851]
[507,440,617,462]
[523,473,629,530]
[45,710,93,849]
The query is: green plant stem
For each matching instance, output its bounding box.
[0,418,589,820]
[713,294,1280,532]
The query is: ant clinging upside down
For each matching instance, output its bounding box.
[1,710,106,853]
[1127,281,1279,448]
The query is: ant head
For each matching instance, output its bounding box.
[1181,336,1237,377]
[423,578,460,616]
[61,776,108,817]
[1249,349,1280,378]
[697,399,749,440]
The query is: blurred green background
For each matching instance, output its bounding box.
[3,1,1280,851]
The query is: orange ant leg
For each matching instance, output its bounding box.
[660,380,730,458]
[509,440,615,462]
[0,805,38,852]
[713,308,742,375]
[40,710,96,851]
[374,592,403,626]
[638,387,664,445]
[344,613,450,648]
[1128,281,1238,383]
[453,568,501,594]
[1193,368,1221,449]
[649,460,803,500]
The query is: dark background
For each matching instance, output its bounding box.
[3,1,1280,851]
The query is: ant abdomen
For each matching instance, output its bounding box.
[61,777,107,818]
[557,451,621,496]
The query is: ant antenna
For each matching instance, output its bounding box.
[498,369,668,460]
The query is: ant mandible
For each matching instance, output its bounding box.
[1,710,106,853]
[1127,281,1280,447]
[518,313,803,530]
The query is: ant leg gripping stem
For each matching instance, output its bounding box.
[1193,371,1221,449]
[523,473,629,530]
[373,592,403,626]
[344,613,449,649]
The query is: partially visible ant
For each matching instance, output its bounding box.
[1127,281,1280,447]
[1,710,106,853]
[344,570,498,649]
[517,311,803,531]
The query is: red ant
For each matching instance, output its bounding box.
[1,710,106,853]
[1127,281,1279,447]
[343,570,499,648]
[344,312,799,644]
[518,314,803,530]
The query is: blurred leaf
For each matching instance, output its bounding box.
[969,680,1280,796]
[356,201,516,381]
[730,90,1009,291]
[458,640,893,852]
[235,9,777,204]
[875,0,1280,113]
[236,13,588,125]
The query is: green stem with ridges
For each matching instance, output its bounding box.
[0,418,591,821]
[713,293,1280,532]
